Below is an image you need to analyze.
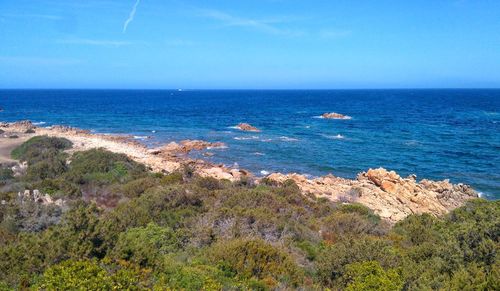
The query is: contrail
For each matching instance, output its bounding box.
[123,0,141,33]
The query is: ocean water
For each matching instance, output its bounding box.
[1,89,499,198]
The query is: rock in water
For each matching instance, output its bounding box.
[236,123,261,132]
[321,112,352,119]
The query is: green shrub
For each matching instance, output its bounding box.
[208,239,302,286]
[111,223,181,267]
[160,171,184,185]
[33,259,151,290]
[342,261,404,291]
[316,236,401,287]
[121,176,158,198]
[11,136,72,163]
[0,167,13,182]
[65,149,146,185]
[195,176,223,190]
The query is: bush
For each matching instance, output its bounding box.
[316,236,401,287]
[11,136,72,163]
[195,176,223,190]
[161,171,184,185]
[208,239,302,286]
[111,223,181,267]
[0,167,13,183]
[65,149,146,185]
[342,261,404,291]
[121,176,158,198]
[33,259,151,290]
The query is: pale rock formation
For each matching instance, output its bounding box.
[265,167,477,223]
[18,189,65,207]
[321,112,352,120]
[236,123,261,132]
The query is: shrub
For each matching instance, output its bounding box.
[342,261,404,291]
[33,259,151,290]
[121,176,158,198]
[195,176,223,190]
[160,171,184,185]
[0,167,13,183]
[208,239,302,286]
[11,136,72,163]
[65,149,146,185]
[316,236,401,287]
[111,223,181,267]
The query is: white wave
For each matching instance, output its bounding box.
[33,121,46,125]
[477,191,483,198]
[207,145,228,150]
[312,115,324,119]
[260,170,270,175]
[228,126,240,129]
[279,136,299,142]
[322,134,345,140]
[133,135,150,140]
[261,138,273,142]
[234,136,259,140]
[253,152,265,156]
[151,130,157,133]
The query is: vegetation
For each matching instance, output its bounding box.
[0,136,498,290]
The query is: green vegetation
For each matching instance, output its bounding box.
[0,136,498,290]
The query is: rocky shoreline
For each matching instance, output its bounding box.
[0,120,478,223]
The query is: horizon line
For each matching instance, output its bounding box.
[1,87,500,91]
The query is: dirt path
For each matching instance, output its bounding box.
[0,136,29,163]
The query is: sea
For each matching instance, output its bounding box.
[1,89,499,199]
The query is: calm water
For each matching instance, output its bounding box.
[1,89,499,198]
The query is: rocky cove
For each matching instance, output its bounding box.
[0,120,478,223]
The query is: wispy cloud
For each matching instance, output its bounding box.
[0,56,83,66]
[123,0,141,33]
[58,38,132,47]
[198,8,303,36]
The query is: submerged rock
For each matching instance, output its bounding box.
[236,123,261,132]
[321,112,352,120]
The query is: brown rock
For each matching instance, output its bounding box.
[321,112,352,120]
[236,123,260,132]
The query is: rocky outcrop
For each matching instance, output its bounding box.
[321,112,352,120]
[265,167,477,223]
[236,123,261,132]
[150,140,226,157]
[1,120,35,131]
[17,189,65,207]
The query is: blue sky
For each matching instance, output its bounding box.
[0,0,499,89]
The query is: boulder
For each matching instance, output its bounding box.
[236,123,260,132]
[321,112,352,120]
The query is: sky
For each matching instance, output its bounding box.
[0,0,499,89]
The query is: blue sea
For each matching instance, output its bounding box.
[1,89,499,198]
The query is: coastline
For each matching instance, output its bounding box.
[0,120,479,223]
